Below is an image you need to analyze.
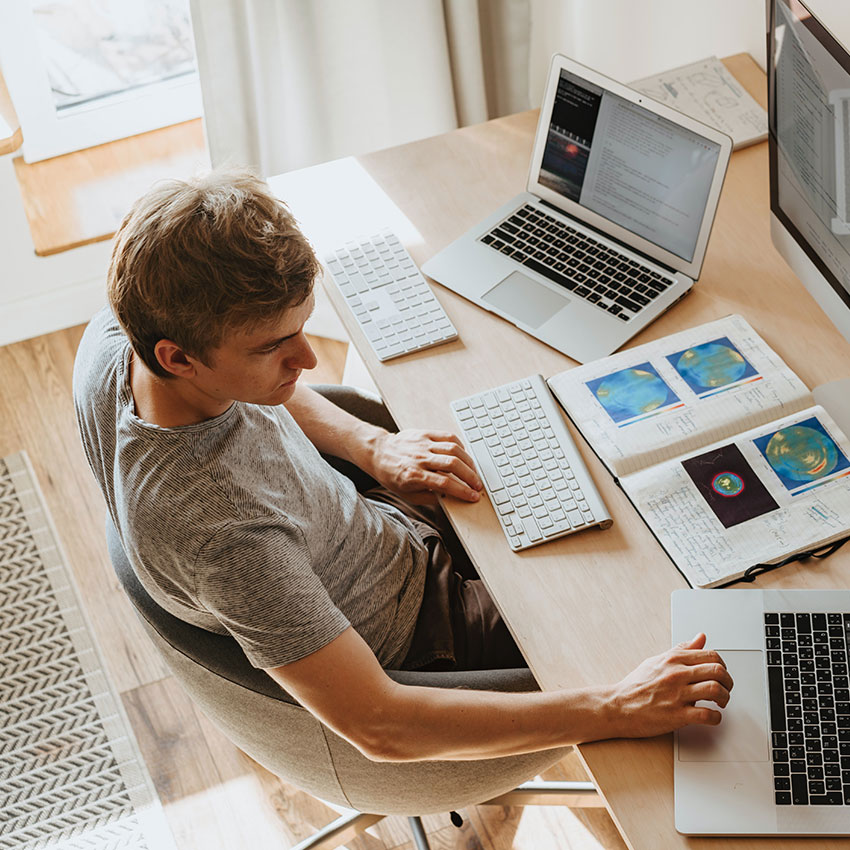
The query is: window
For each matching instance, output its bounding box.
[0,0,202,162]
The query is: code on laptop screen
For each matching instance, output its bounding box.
[538,70,721,262]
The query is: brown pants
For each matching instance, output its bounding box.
[364,487,527,672]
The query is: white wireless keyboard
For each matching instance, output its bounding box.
[324,231,458,361]
[452,375,612,551]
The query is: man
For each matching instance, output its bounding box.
[74,168,732,763]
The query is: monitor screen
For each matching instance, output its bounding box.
[770,0,850,311]
[536,69,722,263]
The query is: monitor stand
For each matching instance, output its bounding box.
[813,378,850,437]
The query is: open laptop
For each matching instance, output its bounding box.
[422,54,732,364]
[672,588,850,836]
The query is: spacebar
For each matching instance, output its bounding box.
[469,442,505,492]
[523,258,578,292]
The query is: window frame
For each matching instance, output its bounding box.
[0,0,202,163]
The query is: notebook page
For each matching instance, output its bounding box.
[547,314,811,478]
[621,405,850,587]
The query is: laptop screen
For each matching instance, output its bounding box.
[536,69,722,263]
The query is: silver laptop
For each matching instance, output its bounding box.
[672,588,850,836]
[422,54,732,364]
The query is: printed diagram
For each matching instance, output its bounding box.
[586,362,681,426]
[682,443,779,528]
[754,417,850,494]
[666,336,759,397]
[631,57,767,144]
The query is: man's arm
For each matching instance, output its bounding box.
[266,627,733,762]
[284,383,483,502]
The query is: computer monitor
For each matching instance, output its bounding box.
[768,0,850,344]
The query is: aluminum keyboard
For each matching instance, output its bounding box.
[325,231,458,362]
[452,374,612,551]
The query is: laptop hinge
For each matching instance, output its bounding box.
[537,199,679,275]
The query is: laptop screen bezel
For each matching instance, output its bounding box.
[525,54,733,279]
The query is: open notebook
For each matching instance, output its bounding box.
[547,314,850,587]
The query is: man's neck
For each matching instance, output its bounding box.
[129,353,232,428]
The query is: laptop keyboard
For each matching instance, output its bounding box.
[480,203,674,322]
[765,612,850,806]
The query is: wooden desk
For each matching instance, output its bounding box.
[272,54,850,849]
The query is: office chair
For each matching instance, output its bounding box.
[106,386,601,850]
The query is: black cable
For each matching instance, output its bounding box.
[718,535,850,588]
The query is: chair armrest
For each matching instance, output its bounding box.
[387,667,539,693]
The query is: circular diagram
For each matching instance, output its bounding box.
[675,342,747,389]
[764,425,838,482]
[595,368,671,418]
[710,471,745,497]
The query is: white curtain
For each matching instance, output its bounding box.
[191,0,769,179]
[189,0,533,177]
[528,0,767,99]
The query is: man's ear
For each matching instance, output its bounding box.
[154,339,201,378]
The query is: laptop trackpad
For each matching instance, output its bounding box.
[482,271,568,329]
[678,650,769,763]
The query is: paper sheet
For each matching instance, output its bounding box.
[631,56,767,150]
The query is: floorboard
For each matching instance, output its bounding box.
[0,321,627,850]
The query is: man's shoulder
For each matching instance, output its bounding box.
[72,308,126,405]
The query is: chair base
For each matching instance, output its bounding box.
[292,780,602,850]
[483,779,602,808]
[290,811,382,850]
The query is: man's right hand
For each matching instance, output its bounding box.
[605,633,734,739]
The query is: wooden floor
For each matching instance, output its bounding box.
[0,323,628,850]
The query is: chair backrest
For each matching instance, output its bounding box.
[106,517,565,815]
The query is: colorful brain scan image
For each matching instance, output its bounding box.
[711,471,745,497]
[682,444,778,528]
[585,362,680,425]
[754,417,850,492]
[665,337,758,397]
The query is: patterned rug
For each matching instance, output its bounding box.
[0,451,176,850]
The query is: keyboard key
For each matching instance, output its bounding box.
[791,773,809,804]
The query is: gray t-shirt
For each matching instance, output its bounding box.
[73,309,428,669]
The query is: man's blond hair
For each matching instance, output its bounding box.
[108,168,319,378]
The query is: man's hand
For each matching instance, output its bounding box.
[605,633,734,739]
[363,429,483,503]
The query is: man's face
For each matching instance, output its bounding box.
[192,294,318,407]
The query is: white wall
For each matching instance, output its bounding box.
[0,155,112,347]
[529,0,767,102]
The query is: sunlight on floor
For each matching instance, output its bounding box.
[512,806,605,850]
